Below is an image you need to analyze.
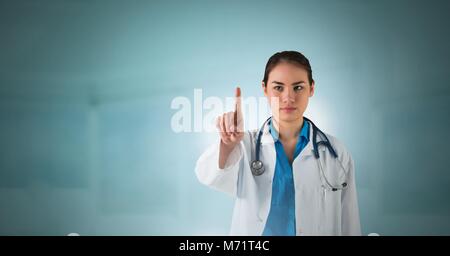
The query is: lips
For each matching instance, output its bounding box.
[280,107,297,111]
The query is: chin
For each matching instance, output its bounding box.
[279,114,302,122]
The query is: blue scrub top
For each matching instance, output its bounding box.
[262,118,310,236]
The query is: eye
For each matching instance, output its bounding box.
[273,86,283,91]
[294,85,303,91]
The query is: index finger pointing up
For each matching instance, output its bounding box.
[235,86,242,111]
[234,86,242,127]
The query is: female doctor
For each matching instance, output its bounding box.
[195,51,361,236]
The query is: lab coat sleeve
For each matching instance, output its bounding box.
[341,155,362,235]
[195,138,243,197]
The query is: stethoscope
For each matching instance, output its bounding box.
[250,116,348,191]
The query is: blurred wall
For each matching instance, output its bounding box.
[0,0,449,235]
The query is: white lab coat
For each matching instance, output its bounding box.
[195,122,361,236]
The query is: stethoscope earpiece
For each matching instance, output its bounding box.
[330,183,348,192]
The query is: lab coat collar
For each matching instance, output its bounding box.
[268,119,309,143]
[260,119,326,157]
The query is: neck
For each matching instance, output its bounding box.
[272,116,304,141]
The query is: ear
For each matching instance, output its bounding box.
[309,81,315,97]
[262,81,268,97]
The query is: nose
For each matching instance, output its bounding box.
[281,87,295,104]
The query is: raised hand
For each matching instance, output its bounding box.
[216,87,244,147]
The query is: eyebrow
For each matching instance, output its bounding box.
[271,80,306,85]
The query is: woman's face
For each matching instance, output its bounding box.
[263,62,315,123]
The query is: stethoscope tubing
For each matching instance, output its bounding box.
[251,116,348,191]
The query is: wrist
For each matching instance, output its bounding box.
[220,139,238,152]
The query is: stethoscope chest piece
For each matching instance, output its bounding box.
[251,160,265,176]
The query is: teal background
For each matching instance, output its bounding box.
[1,0,450,235]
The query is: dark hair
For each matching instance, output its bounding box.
[262,51,314,86]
